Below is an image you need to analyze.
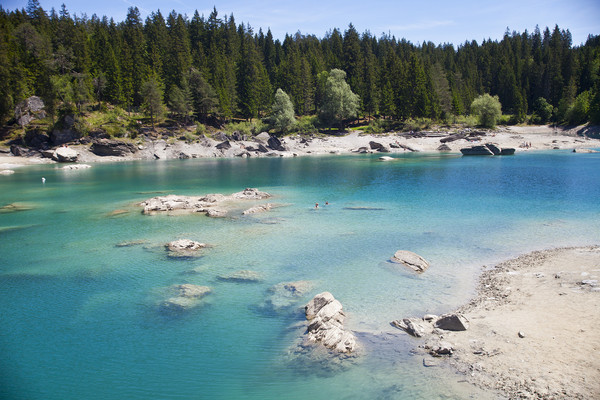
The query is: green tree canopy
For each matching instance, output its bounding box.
[471,93,502,128]
[268,88,296,134]
[319,69,360,130]
[141,75,164,127]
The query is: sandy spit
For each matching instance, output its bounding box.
[434,246,600,399]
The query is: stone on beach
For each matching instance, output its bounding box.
[304,292,357,353]
[54,146,78,162]
[434,313,470,331]
[390,250,430,273]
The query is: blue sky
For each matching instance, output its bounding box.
[3,0,599,46]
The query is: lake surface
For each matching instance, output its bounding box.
[1,151,599,399]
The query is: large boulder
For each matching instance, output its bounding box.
[53,146,78,162]
[460,145,494,156]
[216,140,231,150]
[14,96,46,126]
[369,141,390,152]
[304,292,357,353]
[231,188,272,200]
[485,143,501,155]
[267,135,287,151]
[242,203,272,215]
[391,250,430,273]
[90,139,138,156]
[51,128,80,146]
[434,313,469,331]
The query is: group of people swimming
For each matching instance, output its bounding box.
[315,201,329,208]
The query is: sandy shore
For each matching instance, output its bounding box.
[1,125,599,168]
[427,246,600,399]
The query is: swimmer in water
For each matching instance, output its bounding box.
[315,203,319,209]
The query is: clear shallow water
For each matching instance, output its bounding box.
[1,151,599,400]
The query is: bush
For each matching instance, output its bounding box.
[292,115,318,134]
[532,97,553,124]
[195,123,207,136]
[471,94,502,128]
[566,91,591,125]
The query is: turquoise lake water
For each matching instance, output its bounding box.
[1,151,599,399]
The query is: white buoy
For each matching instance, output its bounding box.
[42,177,46,183]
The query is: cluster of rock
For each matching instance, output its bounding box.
[140,188,272,218]
[391,313,469,356]
[460,143,515,156]
[303,292,357,353]
[159,283,212,313]
[390,250,430,273]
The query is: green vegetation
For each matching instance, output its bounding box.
[268,89,296,134]
[471,94,502,128]
[0,2,599,142]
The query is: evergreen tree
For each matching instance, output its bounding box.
[141,74,164,127]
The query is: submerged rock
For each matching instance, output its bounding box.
[159,284,212,313]
[218,270,262,282]
[304,292,357,353]
[262,280,315,311]
[61,164,91,170]
[390,250,430,273]
[0,170,15,175]
[242,203,272,215]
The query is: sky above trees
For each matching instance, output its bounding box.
[3,0,599,46]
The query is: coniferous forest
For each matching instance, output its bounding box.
[1,1,599,133]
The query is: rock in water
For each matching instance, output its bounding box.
[218,270,262,282]
[262,280,315,311]
[391,318,432,337]
[165,239,208,258]
[434,313,469,331]
[391,250,430,273]
[304,292,357,353]
[160,284,212,313]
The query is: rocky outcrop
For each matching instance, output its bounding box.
[53,146,78,162]
[15,96,46,126]
[461,143,515,156]
[90,138,138,156]
[24,130,51,149]
[160,284,212,313]
[573,148,599,153]
[304,292,357,353]
[216,140,231,150]
[140,188,272,217]
[391,250,430,273]
[165,239,208,258]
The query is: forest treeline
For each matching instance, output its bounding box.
[1,1,599,128]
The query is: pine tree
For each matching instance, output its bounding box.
[141,74,165,127]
